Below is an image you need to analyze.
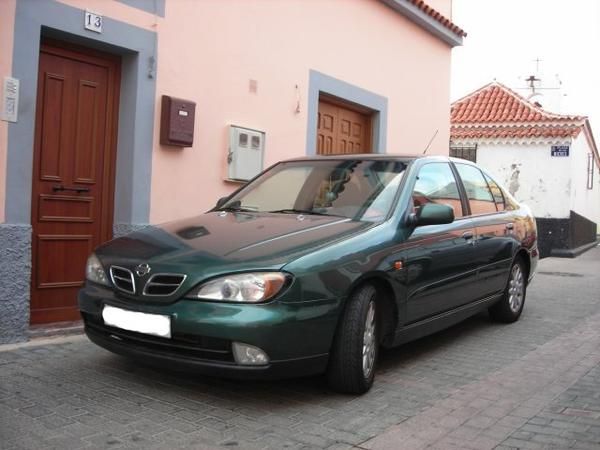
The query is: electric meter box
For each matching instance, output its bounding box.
[160,95,196,147]
[227,126,265,181]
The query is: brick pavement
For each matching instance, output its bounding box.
[1,247,599,449]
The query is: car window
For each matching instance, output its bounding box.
[455,164,497,215]
[412,162,463,218]
[483,173,505,211]
[238,166,312,212]
[222,160,407,222]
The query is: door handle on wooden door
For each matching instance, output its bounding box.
[52,184,91,193]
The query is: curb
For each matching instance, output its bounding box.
[0,333,86,352]
[550,240,599,258]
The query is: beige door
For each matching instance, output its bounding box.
[317,100,372,154]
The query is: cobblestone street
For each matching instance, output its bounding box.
[1,248,600,450]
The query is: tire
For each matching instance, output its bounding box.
[489,258,527,323]
[327,284,378,394]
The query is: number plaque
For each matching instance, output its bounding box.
[84,11,103,33]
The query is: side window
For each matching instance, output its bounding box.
[483,173,505,211]
[455,164,497,215]
[412,163,463,218]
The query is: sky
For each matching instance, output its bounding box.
[450,0,600,141]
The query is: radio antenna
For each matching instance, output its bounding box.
[422,129,439,154]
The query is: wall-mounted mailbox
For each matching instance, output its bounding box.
[160,95,195,147]
[227,125,265,181]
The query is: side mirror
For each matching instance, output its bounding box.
[215,196,229,209]
[409,203,454,227]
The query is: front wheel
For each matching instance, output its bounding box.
[489,258,527,323]
[327,285,378,394]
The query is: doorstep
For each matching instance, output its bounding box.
[28,320,84,340]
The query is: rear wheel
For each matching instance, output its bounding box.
[327,284,378,394]
[489,258,527,323]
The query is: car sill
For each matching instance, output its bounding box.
[391,293,502,347]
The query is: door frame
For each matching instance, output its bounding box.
[1,0,157,342]
[306,70,388,155]
[6,0,157,228]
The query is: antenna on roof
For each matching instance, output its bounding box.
[526,74,541,99]
[422,129,439,155]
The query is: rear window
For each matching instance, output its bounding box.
[455,163,497,215]
[483,173,505,211]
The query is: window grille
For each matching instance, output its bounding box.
[450,144,477,163]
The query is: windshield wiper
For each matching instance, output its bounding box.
[217,206,258,213]
[268,208,334,216]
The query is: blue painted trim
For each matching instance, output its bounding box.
[306,70,388,155]
[7,0,156,227]
[116,0,165,18]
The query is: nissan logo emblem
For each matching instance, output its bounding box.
[135,263,151,277]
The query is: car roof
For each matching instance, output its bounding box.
[282,153,477,166]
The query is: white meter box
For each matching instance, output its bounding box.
[228,126,265,181]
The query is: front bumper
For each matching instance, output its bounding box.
[78,283,338,379]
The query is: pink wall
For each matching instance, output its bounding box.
[57,0,158,31]
[0,0,16,224]
[2,0,454,225]
[149,0,453,222]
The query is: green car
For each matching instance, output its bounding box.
[79,155,538,394]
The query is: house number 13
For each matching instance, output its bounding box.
[84,11,103,33]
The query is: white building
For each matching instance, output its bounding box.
[450,82,600,257]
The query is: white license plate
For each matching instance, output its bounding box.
[102,305,171,338]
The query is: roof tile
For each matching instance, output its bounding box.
[450,82,586,141]
[408,0,467,37]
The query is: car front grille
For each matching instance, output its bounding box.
[143,273,187,296]
[110,266,135,294]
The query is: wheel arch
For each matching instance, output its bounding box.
[514,248,531,284]
[337,273,400,347]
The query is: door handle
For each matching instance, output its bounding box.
[462,231,474,240]
[506,223,514,231]
[52,184,91,194]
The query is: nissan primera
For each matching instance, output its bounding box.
[79,155,538,394]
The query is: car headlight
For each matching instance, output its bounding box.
[188,272,289,303]
[85,253,110,286]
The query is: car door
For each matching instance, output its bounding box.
[453,163,515,300]
[403,162,479,323]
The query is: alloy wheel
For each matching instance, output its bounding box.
[362,301,376,379]
[508,264,524,313]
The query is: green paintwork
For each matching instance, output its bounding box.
[79,155,539,377]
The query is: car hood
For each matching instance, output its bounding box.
[96,211,372,276]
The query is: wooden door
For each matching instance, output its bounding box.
[317,100,372,155]
[30,41,120,324]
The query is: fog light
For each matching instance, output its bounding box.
[232,342,269,365]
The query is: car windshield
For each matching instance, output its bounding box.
[220,159,407,222]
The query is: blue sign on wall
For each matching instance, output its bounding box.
[551,145,570,157]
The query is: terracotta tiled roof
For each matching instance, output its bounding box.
[408,0,467,37]
[451,124,584,140]
[450,82,586,141]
